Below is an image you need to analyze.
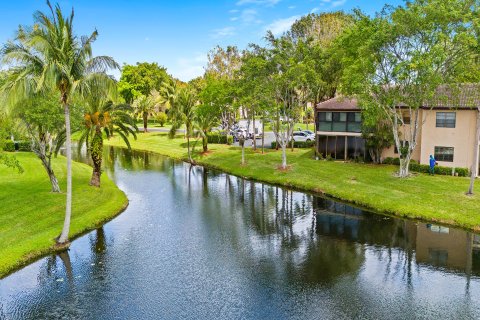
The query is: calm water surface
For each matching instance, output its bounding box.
[1,147,480,319]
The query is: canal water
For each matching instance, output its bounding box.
[1,147,480,319]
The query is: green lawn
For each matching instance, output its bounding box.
[106,132,480,231]
[0,152,128,278]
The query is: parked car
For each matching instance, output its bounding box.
[302,130,314,136]
[235,129,247,140]
[292,131,314,142]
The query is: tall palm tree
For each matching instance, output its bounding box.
[78,84,137,187]
[133,94,156,132]
[168,87,197,162]
[0,2,119,245]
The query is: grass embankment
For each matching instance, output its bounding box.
[0,153,128,278]
[106,132,480,231]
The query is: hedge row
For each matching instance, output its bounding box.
[271,140,315,149]
[383,157,469,177]
[3,140,31,152]
[206,133,233,145]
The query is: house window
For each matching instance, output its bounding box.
[436,112,456,128]
[402,111,411,124]
[317,112,361,133]
[434,146,454,162]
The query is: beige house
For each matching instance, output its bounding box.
[315,86,480,175]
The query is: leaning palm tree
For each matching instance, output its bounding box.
[0,2,119,245]
[168,87,197,162]
[133,94,156,133]
[78,84,137,187]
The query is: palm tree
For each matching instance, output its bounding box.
[133,94,156,132]
[0,2,119,245]
[168,87,197,162]
[78,85,137,187]
[195,105,218,152]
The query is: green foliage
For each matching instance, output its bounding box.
[156,112,168,127]
[3,141,15,152]
[383,157,468,177]
[17,141,31,151]
[361,103,394,163]
[271,140,315,149]
[206,133,233,144]
[118,62,170,103]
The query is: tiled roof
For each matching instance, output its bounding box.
[316,96,360,111]
[316,84,480,111]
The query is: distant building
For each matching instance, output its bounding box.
[314,85,480,175]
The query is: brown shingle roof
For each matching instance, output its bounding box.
[316,96,359,111]
[317,84,480,111]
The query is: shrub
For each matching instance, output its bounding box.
[383,157,468,177]
[3,140,15,152]
[17,141,31,151]
[156,112,168,127]
[207,133,233,144]
[271,140,315,149]
[383,157,394,165]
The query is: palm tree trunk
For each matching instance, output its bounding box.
[58,103,72,245]
[90,130,103,187]
[143,112,148,133]
[187,135,192,162]
[202,133,208,152]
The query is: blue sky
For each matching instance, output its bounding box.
[0,0,403,81]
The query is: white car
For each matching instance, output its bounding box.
[292,131,314,142]
[302,130,314,136]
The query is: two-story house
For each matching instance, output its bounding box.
[315,86,480,175]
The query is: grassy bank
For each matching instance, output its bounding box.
[0,152,128,278]
[106,132,480,231]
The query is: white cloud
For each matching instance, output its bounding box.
[331,0,346,7]
[288,5,296,9]
[175,54,208,81]
[236,0,280,6]
[229,9,239,13]
[240,8,261,24]
[210,26,236,38]
[311,7,319,13]
[264,15,300,36]
[230,17,239,21]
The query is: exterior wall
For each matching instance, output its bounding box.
[419,109,477,172]
[381,110,424,162]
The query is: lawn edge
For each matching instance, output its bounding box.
[0,175,129,280]
[106,141,480,233]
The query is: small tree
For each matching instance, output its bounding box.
[79,86,137,187]
[361,104,393,164]
[168,87,197,163]
[133,95,156,132]
[156,112,167,127]
[195,104,219,152]
[15,94,67,192]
